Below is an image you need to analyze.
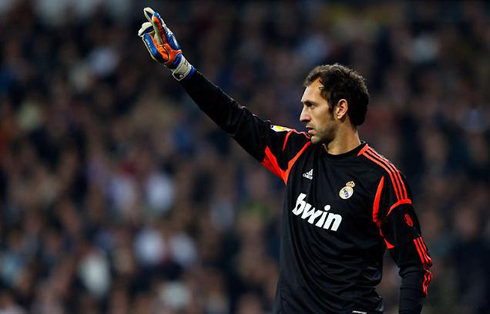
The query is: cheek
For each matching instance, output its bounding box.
[315,108,332,124]
[318,122,331,134]
[317,119,337,138]
[315,114,330,130]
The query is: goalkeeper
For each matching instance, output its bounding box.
[138,8,432,314]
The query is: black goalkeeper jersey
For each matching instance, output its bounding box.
[180,71,432,314]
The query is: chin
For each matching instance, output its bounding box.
[310,136,321,145]
[310,135,333,145]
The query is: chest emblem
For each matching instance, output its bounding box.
[339,181,355,200]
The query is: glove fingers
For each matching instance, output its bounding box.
[150,13,166,46]
[143,7,179,50]
[141,37,159,63]
[141,6,183,69]
[161,29,180,51]
[142,33,168,64]
[143,7,156,23]
[144,7,164,45]
[151,12,181,51]
[138,22,153,37]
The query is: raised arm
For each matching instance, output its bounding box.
[138,8,311,184]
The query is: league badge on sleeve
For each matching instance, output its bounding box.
[339,181,355,200]
[271,125,291,132]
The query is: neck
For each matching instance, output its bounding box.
[323,127,361,155]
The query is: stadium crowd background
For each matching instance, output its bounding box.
[1,0,489,313]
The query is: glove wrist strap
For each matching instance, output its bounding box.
[171,56,194,81]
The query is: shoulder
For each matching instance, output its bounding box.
[357,144,406,181]
[270,125,310,150]
[358,144,410,199]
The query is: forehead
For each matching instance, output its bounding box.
[301,78,325,103]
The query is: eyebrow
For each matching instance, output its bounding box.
[302,100,317,106]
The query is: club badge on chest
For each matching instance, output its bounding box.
[339,181,355,200]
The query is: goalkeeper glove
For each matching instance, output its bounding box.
[138,7,194,81]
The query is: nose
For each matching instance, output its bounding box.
[299,107,310,123]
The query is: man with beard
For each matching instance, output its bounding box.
[138,7,432,314]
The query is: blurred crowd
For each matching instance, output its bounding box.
[1,0,490,313]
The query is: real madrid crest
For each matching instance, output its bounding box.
[339,181,355,200]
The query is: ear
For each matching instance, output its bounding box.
[335,99,348,121]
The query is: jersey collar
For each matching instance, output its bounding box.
[322,141,367,160]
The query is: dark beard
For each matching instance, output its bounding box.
[317,123,337,145]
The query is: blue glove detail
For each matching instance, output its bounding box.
[138,7,194,80]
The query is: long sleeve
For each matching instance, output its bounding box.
[179,70,310,184]
[383,203,432,313]
[374,170,432,313]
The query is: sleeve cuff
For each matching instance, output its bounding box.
[172,55,194,81]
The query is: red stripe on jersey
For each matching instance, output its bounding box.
[373,176,394,249]
[414,238,426,264]
[362,150,401,201]
[423,244,433,266]
[262,146,287,183]
[386,199,412,217]
[282,131,293,151]
[373,176,385,230]
[281,130,309,151]
[422,272,429,295]
[366,148,405,200]
[367,148,408,200]
[384,238,394,249]
[262,142,311,185]
[414,237,432,296]
[417,237,432,266]
[357,144,369,156]
[426,272,432,295]
[284,142,311,184]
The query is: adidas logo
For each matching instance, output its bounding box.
[303,169,313,180]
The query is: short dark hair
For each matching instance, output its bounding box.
[303,64,369,126]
